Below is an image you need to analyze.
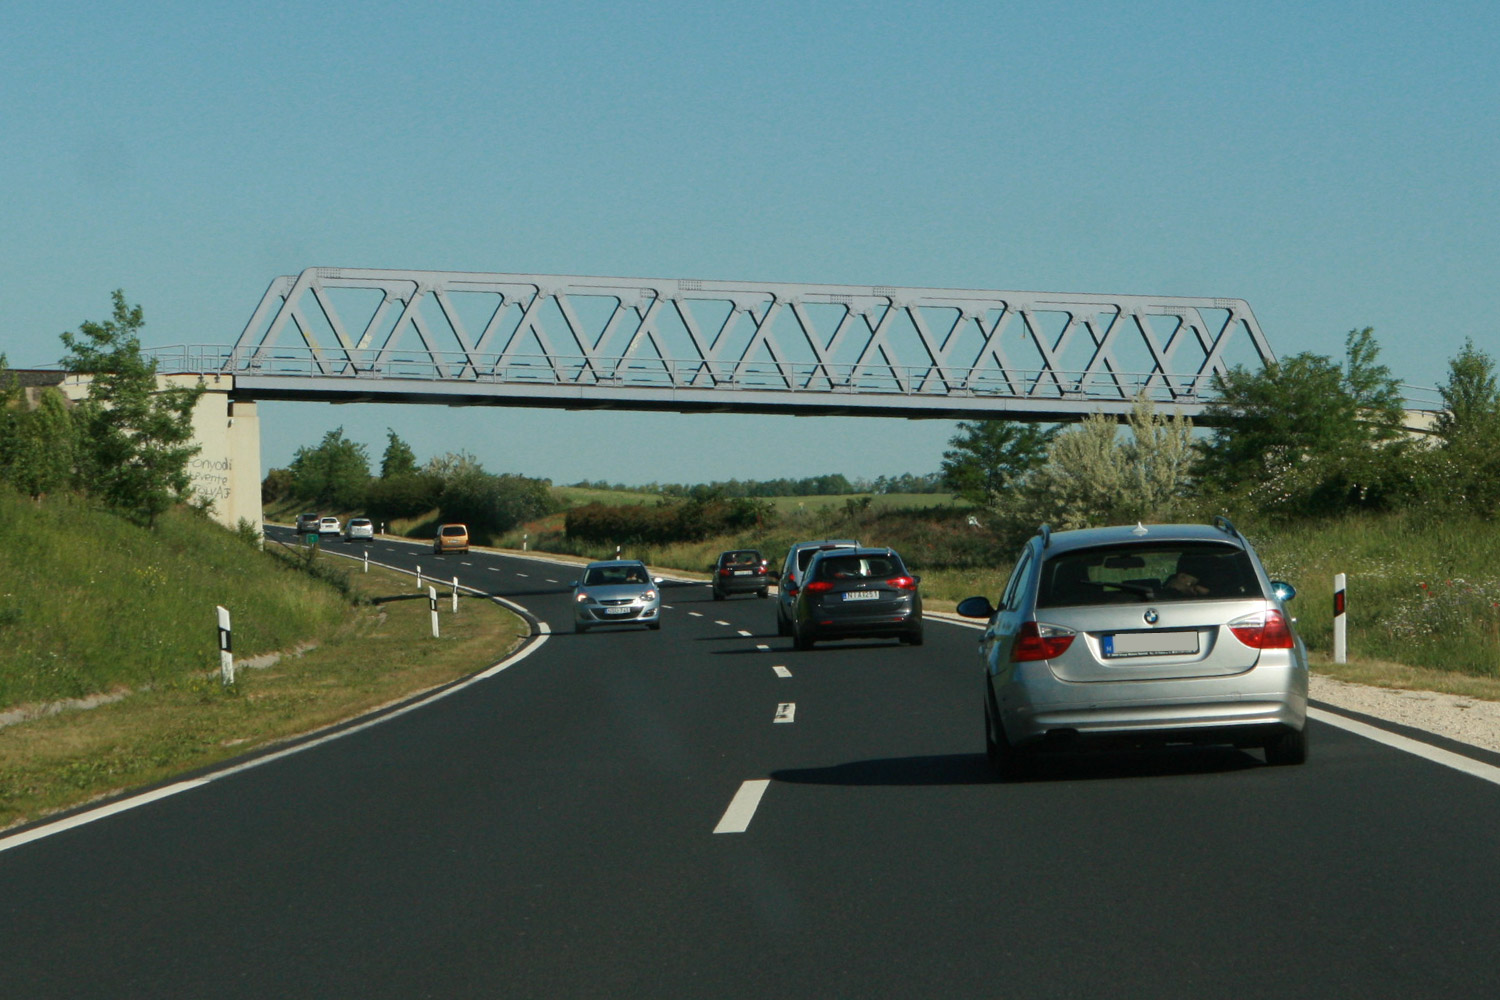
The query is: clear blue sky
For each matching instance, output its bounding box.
[3,0,1496,486]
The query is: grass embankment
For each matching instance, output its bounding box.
[0,492,529,831]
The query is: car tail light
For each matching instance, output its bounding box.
[719,568,732,577]
[886,576,916,590]
[1010,621,1076,661]
[804,580,834,593]
[1228,609,1295,649]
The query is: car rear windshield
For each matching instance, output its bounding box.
[441,525,466,536]
[721,551,761,565]
[811,554,904,581]
[1036,543,1260,607]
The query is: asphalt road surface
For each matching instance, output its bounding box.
[4,530,1500,998]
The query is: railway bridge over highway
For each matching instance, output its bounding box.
[46,267,1433,532]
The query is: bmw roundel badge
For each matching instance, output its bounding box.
[1144,608,1160,625]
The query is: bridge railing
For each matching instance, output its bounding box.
[145,344,1229,405]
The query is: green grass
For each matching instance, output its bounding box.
[0,491,350,709]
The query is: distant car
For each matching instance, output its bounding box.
[433,523,469,554]
[712,549,771,600]
[345,517,374,542]
[775,539,861,635]
[295,512,320,534]
[790,547,923,650]
[318,516,341,536]
[572,560,663,633]
[956,519,1309,780]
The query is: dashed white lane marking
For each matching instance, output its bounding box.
[774,703,796,723]
[713,779,771,834]
[461,561,473,566]
[737,630,752,637]
[689,612,704,617]
[1308,707,1500,786]
[773,665,792,678]
[715,620,731,626]
[487,567,499,572]
[756,644,771,651]
[516,573,529,578]
[546,579,558,583]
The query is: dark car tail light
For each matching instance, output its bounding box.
[804,580,835,594]
[886,576,916,591]
[1010,621,1076,661]
[718,568,732,577]
[1228,609,1295,649]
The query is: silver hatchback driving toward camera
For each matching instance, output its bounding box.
[957,519,1308,778]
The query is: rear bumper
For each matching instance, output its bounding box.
[994,660,1308,745]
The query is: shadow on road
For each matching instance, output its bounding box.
[771,745,1265,786]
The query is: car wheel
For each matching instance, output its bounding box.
[648,621,661,631]
[793,621,815,651]
[712,589,725,601]
[574,622,588,634]
[758,588,769,599]
[985,694,1030,782]
[1263,725,1308,766]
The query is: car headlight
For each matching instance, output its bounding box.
[575,592,591,603]
[642,590,657,601]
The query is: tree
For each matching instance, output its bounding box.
[380,428,419,479]
[4,389,77,500]
[1435,339,1500,453]
[940,420,1056,505]
[1195,328,1408,517]
[289,427,370,508]
[60,290,204,527]
[993,397,1195,530]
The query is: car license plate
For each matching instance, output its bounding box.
[733,570,751,575]
[604,606,633,615]
[842,591,879,602]
[1102,631,1198,657]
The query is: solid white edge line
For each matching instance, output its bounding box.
[714,779,771,834]
[0,569,552,855]
[1308,707,1500,786]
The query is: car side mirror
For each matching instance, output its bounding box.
[653,577,664,585]
[568,580,578,588]
[1271,580,1296,602]
[956,596,996,619]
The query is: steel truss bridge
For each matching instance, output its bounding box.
[153,267,1286,421]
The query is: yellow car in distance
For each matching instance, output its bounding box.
[433,523,470,554]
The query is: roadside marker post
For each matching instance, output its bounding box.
[216,606,234,685]
[1333,573,1347,664]
[523,532,528,551]
[363,549,369,573]
[429,586,439,638]
[452,576,459,614]
[416,565,422,591]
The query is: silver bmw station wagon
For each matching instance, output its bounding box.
[957,519,1308,778]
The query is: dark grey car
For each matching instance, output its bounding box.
[791,547,923,649]
[711,549,771,600]
[957,519,1308,779]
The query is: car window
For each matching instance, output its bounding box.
[441,525,466,536]
[999,548,1033,611]
[1036,543,1258,607]
[813,555,900,580]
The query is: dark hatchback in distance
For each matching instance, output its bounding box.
[791,547,923,649]
[711,549,771,600]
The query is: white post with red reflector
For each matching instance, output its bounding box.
[1333,573,1347,664]
[429,586,440,638]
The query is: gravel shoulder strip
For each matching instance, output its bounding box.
[1311,674,1500,755]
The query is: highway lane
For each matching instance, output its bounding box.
[4,532,1500,997]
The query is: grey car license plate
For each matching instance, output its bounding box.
[1102,630,1198,657]
[842,591,879,602]
[604,606,634,615]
